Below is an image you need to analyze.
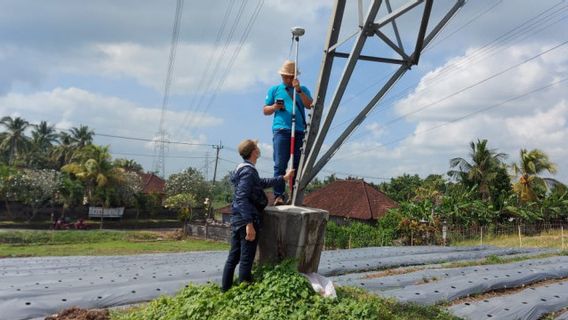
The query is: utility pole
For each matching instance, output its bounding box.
[209,141,223,220]
[203,151,210,179]
[212,141,223,185]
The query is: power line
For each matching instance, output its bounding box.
[328,1,568,133]
[174,1,250,138]
[153,0,185,177]
[201,1,265,113]
[183,0,265,140]
[218,157,273,175]
[172,2,236,139]
[371,39,568,130]
[110,151,209,160]
[332,76,568,161]
[415,2,568,87]
[424,0,504,52]
[94,132,216,147]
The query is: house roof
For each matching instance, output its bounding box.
[138,172,166,194]
[303,179,398,220]
[219,180,397,221]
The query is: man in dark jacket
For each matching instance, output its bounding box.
[221,139,293,291]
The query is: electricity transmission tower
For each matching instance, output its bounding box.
[152,0,184,177]
[292,0,466,205]
[202,151,210,179]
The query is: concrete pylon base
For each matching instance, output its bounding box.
[257,205,329,273]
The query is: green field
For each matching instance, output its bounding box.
[0,230,228,257]
[453,228,567,250]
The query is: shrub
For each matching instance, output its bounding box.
[325,221,396,250]
[113,261,457,320]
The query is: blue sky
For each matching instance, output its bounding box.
[1,0,567,184]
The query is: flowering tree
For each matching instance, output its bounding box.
[0,164,19,219]
[11,169,60,221]
[165,167,209,203]
[115,170,143,207]
[163,193,197,222]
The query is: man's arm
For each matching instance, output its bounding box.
[292,80,313,109]
[263,103,283,115]
[297,90,313,109]
[263,86,282,115]
[259,169,294,188]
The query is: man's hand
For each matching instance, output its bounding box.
[245,223,256,241]
[283,168,295,181]
[273,102,284,111]
[292,79,301,92]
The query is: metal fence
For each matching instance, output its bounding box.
[323,222,568,250]
[447,222,568,249]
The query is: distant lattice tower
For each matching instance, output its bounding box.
[152,129,169,178]
[152,0,184,178]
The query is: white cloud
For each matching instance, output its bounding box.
[324,43,568,183]
[394,44,568,122]
[0,87,223,147]
[364,122,385,138]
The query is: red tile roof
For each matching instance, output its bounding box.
[138,172,166,194]
[303,179,397,220]
[220,180,397,221]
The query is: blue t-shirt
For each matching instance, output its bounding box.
[265,83,312,132]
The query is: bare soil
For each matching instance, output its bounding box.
[45,307,110,320]
[365,266,422,279]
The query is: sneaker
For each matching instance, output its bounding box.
[273,196,285,206]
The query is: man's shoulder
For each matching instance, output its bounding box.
[236,162,258,175]
[267,84,283,92]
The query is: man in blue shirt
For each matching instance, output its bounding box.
[263,60,313,205]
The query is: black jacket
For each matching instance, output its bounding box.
[230,161,282,231]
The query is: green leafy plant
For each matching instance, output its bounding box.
[113,261,458,320]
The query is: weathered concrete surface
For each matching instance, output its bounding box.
[257,205,329,273]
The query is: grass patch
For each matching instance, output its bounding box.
[441,252,559,269]
[0,230,167,245]
[0,219,182,230]
[112,261,459,320]
[453,228,567,250]
[0,230,228,257]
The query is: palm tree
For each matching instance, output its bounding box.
[0,116,31,165]
[50,132,75,169]
[448,139,507,202]
[69,125,94,148]
[62,145,124,228]
[113,158,144,173]
[511,148,557,203]
[28,121,59,168]
[31,121,58,150]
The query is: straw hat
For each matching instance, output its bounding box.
[278,60,300,76]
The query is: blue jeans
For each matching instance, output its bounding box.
[273,129,304,198]
[221,225,258,291]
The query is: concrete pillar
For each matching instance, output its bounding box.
[257,205,329,273]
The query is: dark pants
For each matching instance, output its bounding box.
[273,129,304,198]
[221,226,258,291]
